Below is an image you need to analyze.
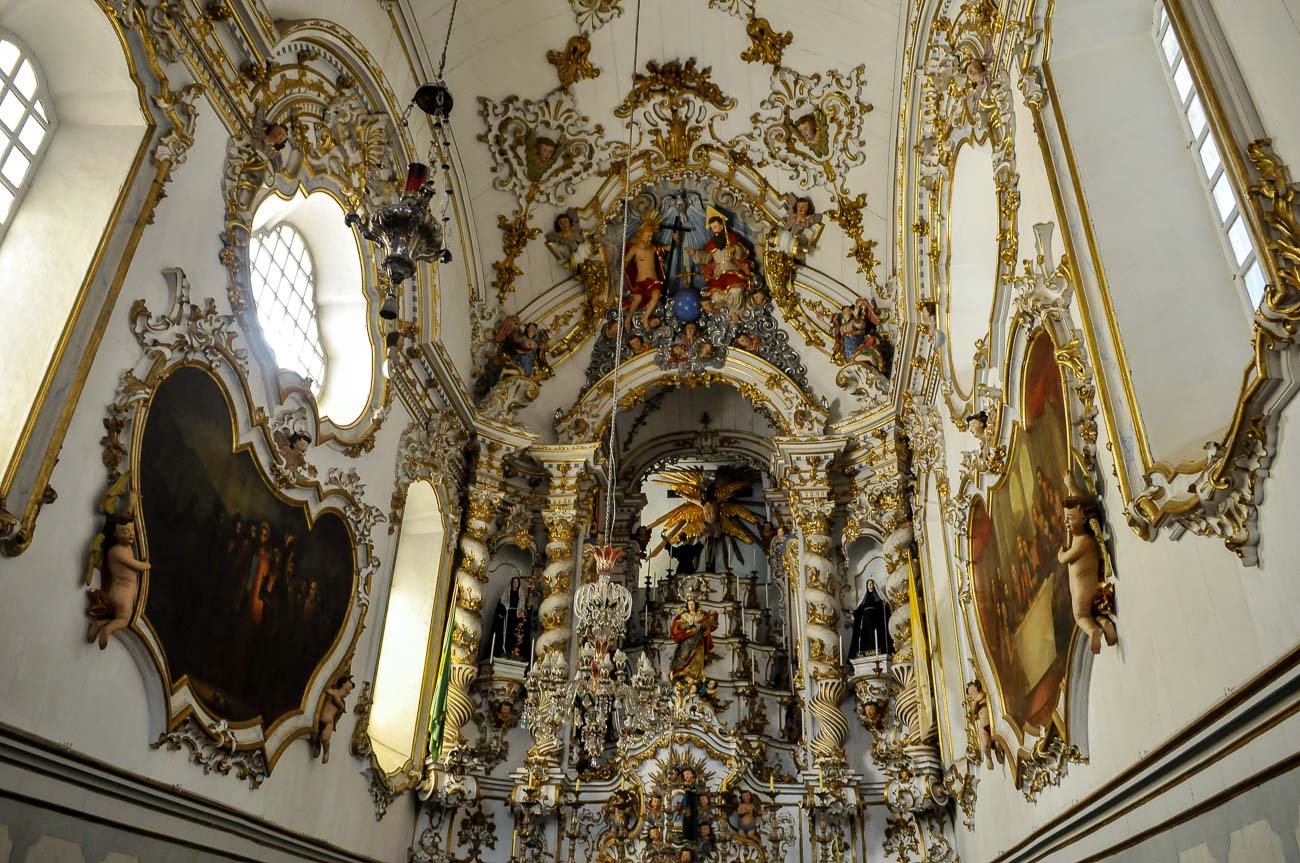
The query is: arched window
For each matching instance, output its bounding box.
[1153,2,1266,309]
[0,32,54,237]
[249,223,327,391]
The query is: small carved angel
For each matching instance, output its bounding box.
[787,108,829,158]
[964,678,1002,769]
[779,193,824,256]
[524,128,562,183]
[274,429,313,473]
[86,486,149,650]
[312,674,355,764]
[1057,475,1118,655]
[251,105,291,177]
[964,410,992,448]
[545,207,583,268]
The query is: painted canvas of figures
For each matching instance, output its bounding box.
[137,366,354,727]
[968,331,1076,733]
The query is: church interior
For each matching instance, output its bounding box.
[2,0,1300,861]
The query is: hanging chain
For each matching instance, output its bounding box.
[602,0,644,547]
[436,0,460,82]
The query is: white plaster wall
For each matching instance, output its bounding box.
[1049,0,1252,463]
[0,98,421,861]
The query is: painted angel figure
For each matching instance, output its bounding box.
[646,465,763,573]
[251,104,290,177]
[786,107,830,158]
[524,128,562,183]
[273,428,313,479]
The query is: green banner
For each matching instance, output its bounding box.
[426,584,459,762]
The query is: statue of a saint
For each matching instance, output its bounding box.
[669,599,718,683]
[690,208,755,322]
[623,214,668,327]
[490,576,531,661]
[849,579,893,657]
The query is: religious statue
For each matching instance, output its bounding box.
[647,466,762,573]
[849,578,893,657]
[475,315,552,403]
[1057,477,1118,654]
[312,674,354,764]
[86,489,149,650]
[489,576,532,661]
[544,207,585,269]
[830,298,889,374]
[965,410,991,448]
[605,787,641,838]
[670,599,718,684]
[696,822,717,860]
[965,678,1001,770]
[623,212,669,327]
[668,766,703,842]
[689,207,756,322]
[733,790,761,836]
[668,537,704,576]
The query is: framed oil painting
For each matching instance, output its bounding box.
[967,329,1077,736]
[136,365,355,730]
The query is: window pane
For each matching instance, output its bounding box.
[0,41,18,77]
[12,60,35,99]
[1187,95,1207,139]
[0,90,24,131]
[248,223,325,394]
[1211,174,1237,222]
[1,146,30,186]
[1199,136,1221,179]
[1161,26,1180,66]
[1226,216,1253,267]
[1244,261,1266,309]
[17,115,44,153]
[0,185,12,223]
[1172,59,1194,102]
[32,98,45,121]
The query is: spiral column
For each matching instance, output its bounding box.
[774,435,848,770]
[438,423,536,764]
[526,444,597,764]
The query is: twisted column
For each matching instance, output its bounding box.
[774,435,848,770]
[439,424,536,763]
[526,444,597,764]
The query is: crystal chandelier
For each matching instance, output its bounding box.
[345,3,460,321]
[523,547,671,760]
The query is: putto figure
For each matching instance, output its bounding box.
[311,674,354,764]
[1057,476,1118,654]
[87,489,149,650]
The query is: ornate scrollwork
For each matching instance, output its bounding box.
[547,34,601,88]
[152,717,269,790]
[749,66,873,190]
[478,89,609,209]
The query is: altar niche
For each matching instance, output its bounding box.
[615,460,800,755]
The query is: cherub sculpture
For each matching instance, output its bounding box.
[778,193,824,256]
[272,427,314,483]
[964,678,1000,769]
[86,489,149,650]
[1057,475,1118,654]
[312,674,355,764]
[545,207,584,269]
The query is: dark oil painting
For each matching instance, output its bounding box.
[968,331,1075,734]
[138,366,354,727]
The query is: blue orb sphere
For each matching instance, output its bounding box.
[673,288,703,323]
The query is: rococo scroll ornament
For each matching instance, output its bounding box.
[478,89,608,209]
[750,66,873,189]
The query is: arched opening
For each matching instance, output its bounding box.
[368,480,448,775]
[250,189,374,427]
